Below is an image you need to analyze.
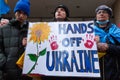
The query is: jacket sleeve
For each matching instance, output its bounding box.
[107,44,120,56]
[0,28,6,69]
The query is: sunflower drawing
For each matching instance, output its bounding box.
[27,22,51,74]
[29,22,50,43]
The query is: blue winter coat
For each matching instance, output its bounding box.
[94,22,120,80]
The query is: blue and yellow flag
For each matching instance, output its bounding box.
[0,0,10,15]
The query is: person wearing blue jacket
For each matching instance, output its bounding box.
[94,5,120,80]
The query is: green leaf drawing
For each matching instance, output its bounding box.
[39,48,46,56]
[28,54,38,62]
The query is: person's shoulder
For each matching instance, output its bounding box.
[111,23,118,27]
[110,23,120,30]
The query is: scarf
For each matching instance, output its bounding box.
[94,23,120,44]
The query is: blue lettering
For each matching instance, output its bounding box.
[46,51,55,71]
[87,22,94,33]
[62,50,71,71]
[77,50,84,72]
[62,38,70,47]
[55,51,63,71]
[71,50,79,72]
[66,24,74,34]
[91,50,100,73]
[58,22,94,34]
[62,37,82,47]
[46,50,99,73]
[59,24,66,34]
[84,50,92,72]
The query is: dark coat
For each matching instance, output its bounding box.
[0,19,32,80]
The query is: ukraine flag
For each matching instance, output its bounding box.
[0,0,10,15]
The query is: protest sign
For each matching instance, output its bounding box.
[23,21,100,77]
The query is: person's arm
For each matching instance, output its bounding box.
[107,44,120,56]
[97,43,120,56]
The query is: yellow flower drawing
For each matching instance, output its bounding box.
[27,22,50,74]
[29,22,50,43]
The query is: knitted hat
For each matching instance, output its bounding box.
[54,5,69,17]
[14,0,30,16]
[95,5,112,17]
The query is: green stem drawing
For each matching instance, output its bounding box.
[27,41,46,74]
[27,59,38,74]
[27,42,39,74]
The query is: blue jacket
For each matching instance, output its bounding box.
[94,22,120,80]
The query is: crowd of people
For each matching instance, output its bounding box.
[0,0,120,80]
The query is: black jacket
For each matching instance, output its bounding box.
[0,19,32,80]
